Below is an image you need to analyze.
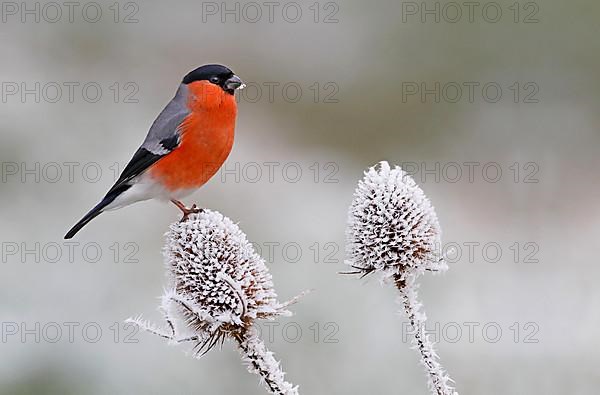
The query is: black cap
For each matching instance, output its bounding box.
[182,64,234,85]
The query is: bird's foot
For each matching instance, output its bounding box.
[170,200,203,222]
[180,204,203,222]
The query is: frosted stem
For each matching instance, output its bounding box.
[236,326,299,395]
[396,275,457,395]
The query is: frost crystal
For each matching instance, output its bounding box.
[128,210,300,395]
[345,162,457,395]
[346,161,446,280]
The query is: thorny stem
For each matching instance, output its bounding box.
[395,275,457,395]
[235,326,299,395]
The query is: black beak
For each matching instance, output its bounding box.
[224,75,244,91]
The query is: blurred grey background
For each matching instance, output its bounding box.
[1,0,598,394]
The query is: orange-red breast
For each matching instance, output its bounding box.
[65,64,244,239]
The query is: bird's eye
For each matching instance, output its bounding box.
[209,76,220,84]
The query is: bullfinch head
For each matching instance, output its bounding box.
[182,64,245,109]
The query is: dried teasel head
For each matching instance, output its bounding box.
[164,210,293,354]
[346,161,446,281]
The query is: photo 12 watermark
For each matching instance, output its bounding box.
[401,1,539,24]
[399,161,540,184]
[1,2,140,23]
[1,321,140,344]
[200,1,339,24]
[401,81,539,104]
[402,321,540,344]
[1,81,139,104]
[1,241,140,264]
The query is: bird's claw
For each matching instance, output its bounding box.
[180,204,203,222]
[171,199,204,221]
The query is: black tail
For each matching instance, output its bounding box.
[64,184,131,239]
[64,204,105,239]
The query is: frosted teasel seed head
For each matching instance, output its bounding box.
[164,209,295,354]
[345,161,458,395]
[346,161,447,281]
[128,210,302,394]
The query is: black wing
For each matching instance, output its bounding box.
[106,134,180,196]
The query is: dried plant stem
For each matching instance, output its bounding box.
[235,326,299,395]
[395,275,456,395]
